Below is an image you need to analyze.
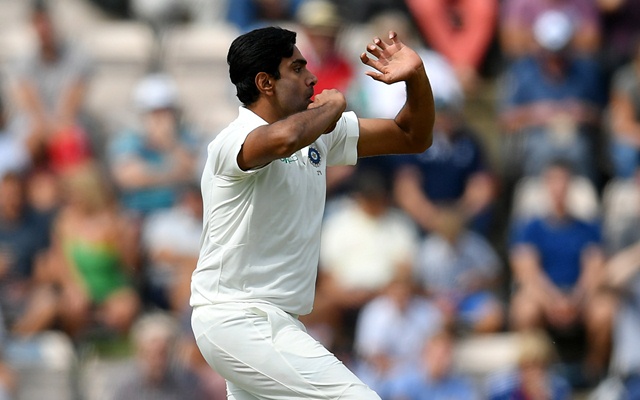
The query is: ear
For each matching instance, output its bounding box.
[255,72,274,96]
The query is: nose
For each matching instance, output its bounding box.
[308,72,317,87]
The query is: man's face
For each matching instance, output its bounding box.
[272,46,317,118]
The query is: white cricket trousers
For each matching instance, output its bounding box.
[191,302,381,400]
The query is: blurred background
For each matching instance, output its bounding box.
[1,0,640,399]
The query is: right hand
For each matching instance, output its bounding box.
[308,89,346,133]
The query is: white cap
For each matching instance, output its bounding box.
[133,73,179,112]
[533,10,574,52]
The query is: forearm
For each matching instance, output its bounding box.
[279,102,344,152]
[608,242,640,289]
[239,95,345,170]
[394,66,435,150]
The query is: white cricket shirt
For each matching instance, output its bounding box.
[191,107,359,315]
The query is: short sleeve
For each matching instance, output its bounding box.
[323,111,359,166]
[210,127,260,179]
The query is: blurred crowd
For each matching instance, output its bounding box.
[1,0,640,399]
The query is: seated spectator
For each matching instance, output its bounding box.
[404,0,498,92]
[499,10,605,181]
[500,0,601,59]
[353,270,443,397]
[141,184,202,314]
[393,98,497,236]
[108,73,199,218]
[111,312,207,400]
[0,172,56,337]
[509,159,615,381]
[413,206,504,334]
[307,167,419,357]
[606,39,640,178]
[386,329,481,400]
[485,330,572,400]
[47,163,140,338]
[8,0,93,172]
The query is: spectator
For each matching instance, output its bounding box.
[0,172,56,337]
[111,312,207,400]
[393,97,496,236]
[107,73,199,218]
[308,167,419,357]
[606,39,640,178]
[413,206,504,334]
[509,160,615,381]
[499,10,605,181]
[386,329,481,400]
[485,330,572,400]
[9,0,93,172]
[404,0,498,92]
[295,0,355,96]
[500,0,601,59]
[353,269,443,398]
[141,184,202,314]
[47,163,140,338]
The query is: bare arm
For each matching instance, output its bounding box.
[608,241,640,289]
[357,31,435,157]
[238,89,346,171]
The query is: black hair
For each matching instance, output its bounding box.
[227,27,297,106]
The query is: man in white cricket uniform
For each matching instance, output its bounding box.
[191,26,435,399]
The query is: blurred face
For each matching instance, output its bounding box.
[32,12,56,51]
[424,335,453,381]
[273,46,317,118]
[138,335,171,383]
[544,165,571,212]
[143,109,178,149]
[306,29,338,59]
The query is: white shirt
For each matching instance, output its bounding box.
[320,200,419,290]
[191,107,359,315]
[355,295,443,367]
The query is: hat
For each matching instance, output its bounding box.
[133,73,179,112]
[297,0,341,33]
[533,10,574,52]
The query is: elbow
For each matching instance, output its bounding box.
[410,126,433,154]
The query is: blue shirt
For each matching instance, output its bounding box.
[486,369,571,400]
[512,217,601,288]
[394,128,486,202]
[501,56,605,110]
[388,367,479,400]
[108,128,197,215]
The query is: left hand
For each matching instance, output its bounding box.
[360,31,424,84]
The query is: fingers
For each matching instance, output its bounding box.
[359,53,384,80]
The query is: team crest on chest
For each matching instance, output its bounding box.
[308,147,321,167]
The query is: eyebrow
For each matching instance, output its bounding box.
[290,59,307,67]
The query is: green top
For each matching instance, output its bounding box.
[65,240,130,303]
